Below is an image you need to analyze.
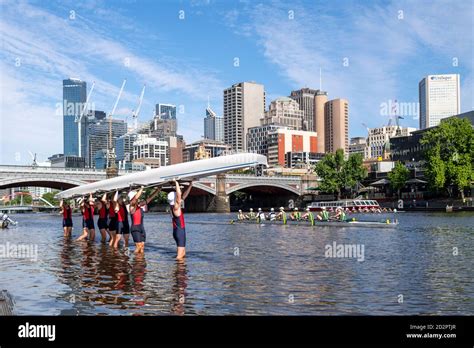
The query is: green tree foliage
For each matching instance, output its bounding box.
[420,118,474,198]
[388,162,410,197]
[314,149,367,199]
[42,191,59,206]
[143,188,168,205]
[10,192,32,205]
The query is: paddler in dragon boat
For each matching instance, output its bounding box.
[237,209,247,221]
[316,206,330,221]
[276,207,287,224]
[290,207,301,221]
[247,208,256,220]
[333,206,348,222]
[301,207,315,226]
[256,208,266,222]
[267,208,276,221]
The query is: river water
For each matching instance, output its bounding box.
[0,212,472,315]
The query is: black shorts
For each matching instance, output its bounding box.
[82,219,94,230]
[62,218,73,227]
[98,218,108,230]
[108,217,117,231]
[173,227,186,247]
[117,221,129,235]
[131,225,146,243]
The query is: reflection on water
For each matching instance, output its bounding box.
[0,212,473,315]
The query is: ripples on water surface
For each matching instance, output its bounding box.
[0,212,473,315]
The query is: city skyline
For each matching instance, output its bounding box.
[1,0,472,164]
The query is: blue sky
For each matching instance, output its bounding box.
[0,0,472,164]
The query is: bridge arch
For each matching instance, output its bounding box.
[227,182,301,196]
[191,182,216,195]
[0,177,88,190]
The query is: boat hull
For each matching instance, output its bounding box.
[232,219,398,228]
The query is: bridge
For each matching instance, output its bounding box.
[0,165,319,212]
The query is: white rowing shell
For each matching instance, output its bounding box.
[55,153,267,199]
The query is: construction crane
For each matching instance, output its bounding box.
[107,79,127,169]
[387,99,404,135]
[132,85,146,131]
[28,151,38,167]
[76,81,95,158]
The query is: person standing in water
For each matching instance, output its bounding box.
[129,186,161,254]
[59,199,73,237]
[76,193,95,242]
[168,180,193,260]
[113,191,130,249]
[96,197,108,243]
[101,193,116,246]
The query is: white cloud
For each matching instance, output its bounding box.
[0,0,224,164]
[226,0,473,133]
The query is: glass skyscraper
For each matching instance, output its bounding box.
[63,78,87,156]
[419,74,460,129]
[204,106,224,142]
[156,103,177,119]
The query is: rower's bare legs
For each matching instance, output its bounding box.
[134,242,145,254]
[63,227,72,237]
[88,229,96,242]
[109,231,116,246]
[176,247,186,260]
[76,228,89,241]
[113,234,122,248]
[99,229,107,243]
[123,234,130,248]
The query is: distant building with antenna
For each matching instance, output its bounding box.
[204,104,224,142]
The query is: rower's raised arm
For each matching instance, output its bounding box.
[113,190,120,212]
[146,187,161,205]
[182,181,193,200]
[174,180,182,206]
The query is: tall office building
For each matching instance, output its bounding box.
[204,105,224,142]
[290,88,319,131]
[116,133,138,163]
[63,78,87,156]
[324,99,349,154]
[261,97,304,130]
[223,81,265,151]
[349,137,368,158]
[366,125,416,160]
[85,118,127,168]
[133,135,169,168]
[314,90,328,153]
[150,116,177,138]
[419,74,460,129]
[156,103,177,119]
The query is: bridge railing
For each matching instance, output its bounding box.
[0,165,132,174]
